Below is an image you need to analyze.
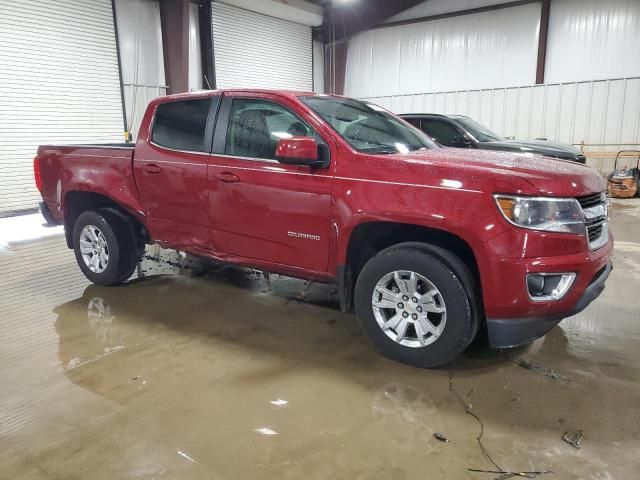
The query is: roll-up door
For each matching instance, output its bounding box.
[212,2,313,91]
[0,0,125,214]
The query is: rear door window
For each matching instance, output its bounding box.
[152,99,211,152]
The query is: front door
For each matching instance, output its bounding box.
[207,94,333,273]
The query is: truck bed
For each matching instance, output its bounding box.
[39,143,134,150]
[37,143,141,225]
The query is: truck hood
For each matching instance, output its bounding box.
[393,148,604,197]
[478,139,582,160]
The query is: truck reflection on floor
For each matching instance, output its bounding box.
[52,267,348,403]
[53,257,549,406]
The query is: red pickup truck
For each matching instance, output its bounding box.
[35,89,613,367]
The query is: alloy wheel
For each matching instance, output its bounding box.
[371,270,447,348]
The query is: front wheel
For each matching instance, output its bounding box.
[354,244,479,368]
[72,210,138,286]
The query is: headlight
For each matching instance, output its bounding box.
[494,195,584,234]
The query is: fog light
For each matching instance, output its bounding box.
[526,273,576,302]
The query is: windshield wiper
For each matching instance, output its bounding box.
[360,145,399,154]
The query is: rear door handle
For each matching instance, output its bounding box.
[215,172,240,183]
[144,164,162,174]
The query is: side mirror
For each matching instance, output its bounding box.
[275,137,327,168]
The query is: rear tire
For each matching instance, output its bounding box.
[72,210,138,286]
[354,244,479,368]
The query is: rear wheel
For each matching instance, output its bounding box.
[72,210,138,286]
[354,244,479,368]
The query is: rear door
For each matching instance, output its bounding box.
[207,93,333,273]
[134,96,219,249]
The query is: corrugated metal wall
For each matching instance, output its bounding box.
[345,2,541,97]
[361,77,640,150]
[0,0,125,215]
[347,0,640,147]
[545,0,640,83]
[212,2,313,90]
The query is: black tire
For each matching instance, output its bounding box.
[72,209,138,286]
[100,208,141,283]
[354,243,479,368]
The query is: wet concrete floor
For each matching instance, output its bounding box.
[1,201,639,479]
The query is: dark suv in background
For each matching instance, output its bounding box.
[401,113,586,163]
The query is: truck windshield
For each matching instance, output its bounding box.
[300,96,437,154]
[450,116,503,142]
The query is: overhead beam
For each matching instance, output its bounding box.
[317,0,425,43]
[372,0,540,30]
[536,0,551,84]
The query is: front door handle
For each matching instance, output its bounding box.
[215,172,240,183]
[143,164,162,174]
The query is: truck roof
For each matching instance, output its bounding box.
[156,88,320,103]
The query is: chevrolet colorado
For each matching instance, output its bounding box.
[35,90,613,367]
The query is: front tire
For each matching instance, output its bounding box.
[72,210,138,286]
[354,244,479,368]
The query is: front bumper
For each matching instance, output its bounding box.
[487,261,612,348]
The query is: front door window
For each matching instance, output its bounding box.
[224,99,315,160]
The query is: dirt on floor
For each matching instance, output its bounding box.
[1,201,639,480]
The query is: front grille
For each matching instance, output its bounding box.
[577,192,603,209]
[576,192,608,250]
[586,219,605,243]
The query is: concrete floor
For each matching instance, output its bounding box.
[1,200,639,480]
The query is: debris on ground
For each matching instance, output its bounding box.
[433,432,450,443]
[449,373,503,473]
[262,271,271,292]
[514,358,571,383]
[562,429,584,449]
[468,468,553,479]
[298,280,313,299]
[450,373,552,480]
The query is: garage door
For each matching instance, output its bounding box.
[212,2,313,90]
[0,0,124,215]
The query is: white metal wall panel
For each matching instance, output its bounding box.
[188,2,203,92]
[546,0,640,83]
[361,77,640,150]
[0,0,124,214]
[115,0,166,137]
[217,0,323,27]
[212,2,312,90]
[344,3,541,98]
